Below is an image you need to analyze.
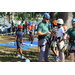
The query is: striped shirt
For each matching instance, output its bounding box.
[52,27,58,35]
[52,27,58,41]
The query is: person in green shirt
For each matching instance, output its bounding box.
[64,18,75,62]
[12,20,17,34]
[37,13,51,62]
[20,21,23,26]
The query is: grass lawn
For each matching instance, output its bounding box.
[0,34,71,62]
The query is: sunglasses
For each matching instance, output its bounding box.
[57,24,61,25]
[44,17,49,20]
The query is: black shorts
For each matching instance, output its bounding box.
[68,50,75,53]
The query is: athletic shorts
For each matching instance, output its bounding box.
[16,41,22,49]
[51,41,58,50]
[51,46,58,51]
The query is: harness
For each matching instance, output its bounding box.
[39,39,49,48]
[69,39,75,44]
[57,37,63,41]
[69,39,75,51]
[57,36,67,52]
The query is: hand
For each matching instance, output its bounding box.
[14,43,17,46]
[67,46,68,50]
[46,32,51,35]
[58,40,62,43]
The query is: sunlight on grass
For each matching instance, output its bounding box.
[0,35,71,62]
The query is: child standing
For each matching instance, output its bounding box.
[15,24,25,59]
[50,20,59,62]
[29,24,34,46]
[56,18,65,62]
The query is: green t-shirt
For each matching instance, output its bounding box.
[66,27,75,46]
[37,21,50,40]
[20,23,23,25]
[13,20,17,27]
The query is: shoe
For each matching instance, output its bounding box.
[56,56,60,62]
[53,56,56,62]
[18,54,21,57]
[16,55,18,58]
[48,55,53,57]
[31,44,32,46]
[16,54,21,58]
[21,56,25,59]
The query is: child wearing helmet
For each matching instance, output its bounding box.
[56,18,66,62]
[50,20,60,62]
[29,24,34,46]
[14,24,25,59]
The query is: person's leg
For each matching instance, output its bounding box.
[74,53,75,61]
[58,41,65,62]
[17,48,20,55]
[38,45,46,62]
[44,43,49,62]
[51,47,58,56]
[59,51,65,62]
[26,28,28,35]
[19,47,22,56]
[70,53,74,62]
[16,41,20,56]
[55,49,59,56]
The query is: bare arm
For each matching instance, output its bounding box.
[15,36,17,46]
[22,38,23,45]
[37,31,51,36]
[37,31,46,36]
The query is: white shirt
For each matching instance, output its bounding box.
[57,26,65,38]
[7,23,11,29]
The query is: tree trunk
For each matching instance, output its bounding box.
[59,12,73,29]
[9,12,15,32]
[52,12,55,20]
[9,12,15,23]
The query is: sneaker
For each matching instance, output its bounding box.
[21,56,25,59]
[16,55,18,58]
[53,56,60,62]
[18,54,21,57]
[48,55,53,57]
[16,54,21,58]
[53,56,56,62]
[31,44,32,46]
[56,56,60,62]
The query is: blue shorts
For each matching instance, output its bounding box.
[16,41,22,49]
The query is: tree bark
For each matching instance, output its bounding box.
[59,12,73,29]
[52,12,55,20]
[9,12,15,23]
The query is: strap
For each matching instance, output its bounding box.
[69,39,75,44]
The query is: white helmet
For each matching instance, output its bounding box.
[56,18,64,24]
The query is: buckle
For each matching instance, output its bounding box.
[74,40,75,43]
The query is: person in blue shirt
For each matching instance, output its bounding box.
[14,24,25,59]
[29,24,34,46]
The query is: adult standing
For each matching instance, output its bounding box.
[37,13,51,62]
[20,21,23,26]
[7,22,12,33]
[64,18,75,62]
[24,21,28,35]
